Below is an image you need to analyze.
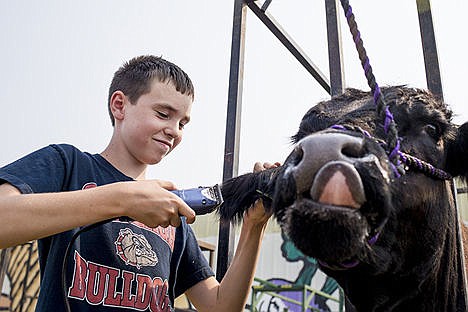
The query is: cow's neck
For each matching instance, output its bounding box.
[340,200,467,311]
[414,213,467,311]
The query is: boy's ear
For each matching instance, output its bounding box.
[109,91,126,122]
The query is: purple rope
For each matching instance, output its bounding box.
[388,139,400,160]
[384,107,393,133]
[331,125,346,131]
[364,58,371,74]
[330,125,451,180]
[345,5,352,18]
[416,158,423,170]
[398,151,452,180]
[339,0,404,177]
[368,232,380,245]
[389,163,401,179]
[400,153,407,163]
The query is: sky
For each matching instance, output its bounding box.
[0,0,466,194]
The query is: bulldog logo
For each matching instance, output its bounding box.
[115,228,158,269]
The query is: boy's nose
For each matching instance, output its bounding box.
[163,123,181,139]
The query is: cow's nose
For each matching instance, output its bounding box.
[289,132,365,194]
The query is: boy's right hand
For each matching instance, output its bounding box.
[113,180,196,228]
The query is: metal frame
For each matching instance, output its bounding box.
[250,277,344,312]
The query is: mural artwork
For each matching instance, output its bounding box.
[255,232,339,312]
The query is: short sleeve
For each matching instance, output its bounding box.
[0,145,68,194]
[173,224,215,298]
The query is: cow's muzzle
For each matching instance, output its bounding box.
[290,132,388,201]
[278,131,391,268]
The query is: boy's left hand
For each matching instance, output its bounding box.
[243,162,281,225]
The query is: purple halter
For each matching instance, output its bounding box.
[316,1,452,271]
[330,124,452,181]
[338,0,451,181]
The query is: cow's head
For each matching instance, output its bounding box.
[219,86,468,308]
[273,86,467,270]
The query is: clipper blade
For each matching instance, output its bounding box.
[172,184,224,215]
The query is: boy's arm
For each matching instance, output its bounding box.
[0,180,195,249]
[186,199,269,312]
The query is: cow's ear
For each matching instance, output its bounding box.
[446,122,468,180]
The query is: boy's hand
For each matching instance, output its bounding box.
[117,180,196,228]
[253,162,281,173]
[243,162,281,226]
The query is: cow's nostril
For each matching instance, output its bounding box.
[289,145,304,167]
[342,142,365,159]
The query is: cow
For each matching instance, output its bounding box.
[219,86,468,311]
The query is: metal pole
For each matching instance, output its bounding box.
[325,0,345,96]
[217,0,247,281]
[418,0,466,305]
[416,0,444,100]
[246,1,331,94]
[451,181,468,307]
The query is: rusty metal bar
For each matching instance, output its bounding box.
[451,182,468,308]
[246,1,331,94]
[416,0,444,100]
[217,0,247,281]
[260,0,273,12]
[325,0,345,96]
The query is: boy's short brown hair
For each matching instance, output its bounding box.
[108,55,195,126]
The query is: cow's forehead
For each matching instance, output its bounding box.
[316,94,371,117]
[312,87,450,128]
[293,86,453,143]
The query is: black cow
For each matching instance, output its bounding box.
[219,86,468,311]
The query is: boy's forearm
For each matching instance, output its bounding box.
[215,220,268,311]
[0,183,125,249]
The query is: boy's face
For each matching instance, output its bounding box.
[118,80,192,165]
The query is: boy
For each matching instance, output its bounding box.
[0,55,274,311]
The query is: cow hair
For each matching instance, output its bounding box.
[447,122,468,181]
[219,167,280,224]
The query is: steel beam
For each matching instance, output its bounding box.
[416,0,444,100]
[246,1,331,94]
[325,0,345,96]
[217,0,247,281]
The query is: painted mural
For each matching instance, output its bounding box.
[254,231,340,312]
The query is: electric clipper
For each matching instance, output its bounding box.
[171,184,223,215]
[119,184,223,222]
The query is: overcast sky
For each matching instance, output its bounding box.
[0,0,467,190]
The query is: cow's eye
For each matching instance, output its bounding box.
[423,124,440,140]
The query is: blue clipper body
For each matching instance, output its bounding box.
[171,185,223,215]
[119,184,223,222]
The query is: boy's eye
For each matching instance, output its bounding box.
[157,111,169,119]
